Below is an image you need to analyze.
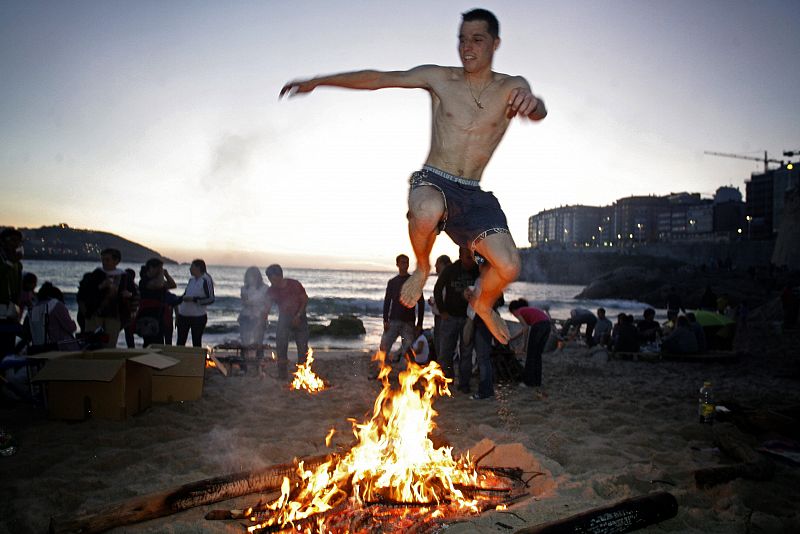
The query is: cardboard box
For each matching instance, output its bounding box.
[147,345,208,402]
[32,350,178,421]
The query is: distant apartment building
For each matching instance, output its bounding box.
[745,165,799,239]
[528,205,604,247]
[528,187,748,247]
[612,195,669,244]
[526,166,800,248]
[713,186,745,239]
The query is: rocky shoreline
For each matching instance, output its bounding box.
[576,264,798,312]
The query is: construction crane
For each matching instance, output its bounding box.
[704,150,784,172]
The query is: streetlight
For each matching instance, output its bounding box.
[745,215,752,240]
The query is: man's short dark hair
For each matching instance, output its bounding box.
[265,264,283,278]
[101,248,121,261]
[396,254,409,263]
[508,298,529,313]
[462,8,499,39]
[597,307,606,316]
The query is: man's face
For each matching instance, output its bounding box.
[267,274,282,287]
[396,256,409,275]
[458,20,498,73]
[101,253,119,271]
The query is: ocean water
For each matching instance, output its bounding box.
[22,260,654,351]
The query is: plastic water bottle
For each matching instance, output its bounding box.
[698,381,714,424]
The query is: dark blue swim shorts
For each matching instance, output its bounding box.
[408,165,510,251]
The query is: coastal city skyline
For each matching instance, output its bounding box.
[2,1,799,269]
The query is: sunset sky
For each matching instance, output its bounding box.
[2,1,798,269]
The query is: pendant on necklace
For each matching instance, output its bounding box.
[475,100,484,109]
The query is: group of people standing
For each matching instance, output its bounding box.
[380,247,551,400]
[0,230,311,382]
[0,229,219,358]
[77,253,216,349]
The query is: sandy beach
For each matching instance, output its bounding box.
[2,327,800,533]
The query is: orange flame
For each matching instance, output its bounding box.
[248,352,489,532]
[290,348,327,393]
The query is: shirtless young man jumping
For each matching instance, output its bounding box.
[280,8,547,344]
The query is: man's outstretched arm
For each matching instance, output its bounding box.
[280,65,438,98]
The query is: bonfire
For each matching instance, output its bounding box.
[246,352,515,533]
[290,348,327,393]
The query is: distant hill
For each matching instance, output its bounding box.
[13,224,177,264]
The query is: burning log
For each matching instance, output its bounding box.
[239,463,528,534]
[235,357,538,533]
[49,454,331,534]
[513,491,678,534]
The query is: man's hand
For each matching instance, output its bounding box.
[280,79,317,98]
[463,287,476,301]
[506,87,546,120]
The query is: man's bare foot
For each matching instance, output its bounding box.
[400,269,428,308]
[472,300,511,344]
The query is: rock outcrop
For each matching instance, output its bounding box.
[309,315,366,338]
[577,265,793,311]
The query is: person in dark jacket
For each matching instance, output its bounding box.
[432,247,478,385]
[136,258,178,347]
[662,315,699,354]
[611,313,640,353]
[380,254,424,362]
[76,248,136,348]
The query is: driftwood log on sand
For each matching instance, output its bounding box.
[694,422,774,488]
[49,453,330,534]
[513,491,678,534]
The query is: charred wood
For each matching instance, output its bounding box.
[49,454,330,534]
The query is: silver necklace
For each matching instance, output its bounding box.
[466,73,496,109]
